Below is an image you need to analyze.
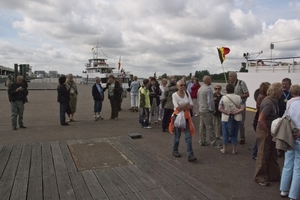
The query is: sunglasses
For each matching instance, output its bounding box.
[180,84,186,87]
[214,88,221,90]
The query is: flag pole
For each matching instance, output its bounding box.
[221,63,228,83]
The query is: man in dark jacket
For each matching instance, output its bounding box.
[8,76,29,130]
[57,76,70,126]
[106,75,122,120]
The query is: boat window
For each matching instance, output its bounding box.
[101,78,107,83]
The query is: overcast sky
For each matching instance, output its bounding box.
[0,0,300,78]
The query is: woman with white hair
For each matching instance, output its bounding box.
[92,77,106,121]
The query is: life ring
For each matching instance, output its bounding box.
[257,60,264,66]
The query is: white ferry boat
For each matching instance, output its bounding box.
[82,46,131,87]
[237,56,300,109]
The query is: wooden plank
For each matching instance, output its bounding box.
[120,138,209,199]
[93,169,125,200]
[0,144,22,200]
[127,165,175,200]
[81,170,109,200]
[104,168,142,200]
[160,160,227,200]
[42,143,59,200]
[114,140,206,199]
[60,142,93,200]
[0,145,13,178]
[10,144,32,199]
[112,139,196,199]
[51,142,76,200]
[114,166,157,199]
[27,143,43,200]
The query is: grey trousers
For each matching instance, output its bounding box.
[11,100,24,128]
[199,111,216,145]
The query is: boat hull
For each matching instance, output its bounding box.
[237,72,300,109]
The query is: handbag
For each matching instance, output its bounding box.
[227,114,236,137]
[174,111,186,128]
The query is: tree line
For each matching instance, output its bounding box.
[159,63,246,82]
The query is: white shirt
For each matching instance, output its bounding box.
[172,91,193,110]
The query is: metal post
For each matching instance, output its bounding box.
[14,63,18,82]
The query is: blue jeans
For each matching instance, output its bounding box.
[173,125,194,158]
[222,120,240,145]
[94,100,102,113]
[60,102,67,124]
[280,140,300,199]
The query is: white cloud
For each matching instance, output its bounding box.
[0,0,300,78]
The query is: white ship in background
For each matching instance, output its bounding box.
[237,55,300,109]
[82,46,130,87]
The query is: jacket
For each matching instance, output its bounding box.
[163,85,177,109]
[8,82,29,103]
[92,83,106,101]
[190,83,200,99]
[272,115,297,151]
[57,84,70,103]
[168,109,195,135]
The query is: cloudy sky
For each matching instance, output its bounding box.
[0,0,300,78]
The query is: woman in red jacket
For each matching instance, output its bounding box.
[190,78,200,116]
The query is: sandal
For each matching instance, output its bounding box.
[220,149,226,154]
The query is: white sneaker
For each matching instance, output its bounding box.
[94,116,97,121]
[143,126,152,129]
[194,114,199,117]
[280,191,288,197]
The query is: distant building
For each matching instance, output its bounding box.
[49,71,59,78]
[0,65,14,77]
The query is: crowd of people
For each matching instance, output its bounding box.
[134,73,299,199]
[6,72,300,200]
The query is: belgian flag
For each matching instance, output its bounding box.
[217,47,230,64]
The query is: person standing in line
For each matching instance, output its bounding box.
[118,78,126,111]
[197,75,222,148]
[228,71,249,145]
[128,74,134,111]
[190,78,200,117]
[148,77,161,124]
[106,75,122,120]
[254,82,282,186]
[129,76,140,112]
[92,77,106,121]
[170,79,196,162]
[277,78,292,157]
[252,82,271,160]
[187,76,195,93]
[158,78,168,121]
[66,74,78,122]
[138,79,152,129]
[8,76,28,130]
[57,76,70,126]
[218,84,245,154]
[5,75,12,99]
[213,84,223,139]
[279,84,300,199]
[161,78,177,132]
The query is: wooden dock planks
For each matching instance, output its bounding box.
[0,137,225,200]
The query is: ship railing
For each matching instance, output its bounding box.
[247,56,300,73]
